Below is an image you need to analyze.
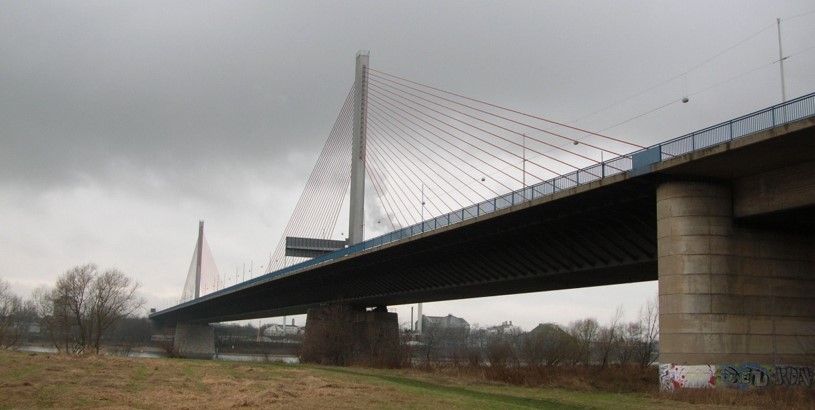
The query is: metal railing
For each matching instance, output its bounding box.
[156,92,815,313]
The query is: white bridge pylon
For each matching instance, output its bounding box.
[181,220,221,301]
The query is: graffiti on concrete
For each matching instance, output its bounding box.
[659,364,716,391]
[661,363,815,390]
[718,364,813,389]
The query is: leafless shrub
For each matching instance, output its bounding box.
[31,264,144,355]
[568,318,599,366]
[0,279,30,348]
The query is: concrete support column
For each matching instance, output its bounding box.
[657,181,815,390]
[301,304,399,367]
[173,323,215,359]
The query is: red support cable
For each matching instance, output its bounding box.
[368,129,458,215]
[368,68,644,149]
[366,145,422,225]
[364,163,399,231]
[372,101,521,195]
[369,81,599,171]
[368,91,558,181]
[369,112,504,204]
[371,139,446,219]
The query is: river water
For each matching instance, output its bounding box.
[14,345,299,364]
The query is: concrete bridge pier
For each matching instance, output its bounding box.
[173,323,215,359]
[657,181,815,390]
[301,304,400,367]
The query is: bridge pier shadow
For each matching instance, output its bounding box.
[301,304,399,367]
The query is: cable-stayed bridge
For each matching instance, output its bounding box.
[151,54,815,377]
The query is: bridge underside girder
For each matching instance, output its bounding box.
[153,180,658,325]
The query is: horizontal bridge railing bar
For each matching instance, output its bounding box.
[157,91,815,313]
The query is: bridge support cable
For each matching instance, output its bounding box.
[366,138,451,218]
[368,114,492,210]
[265,86,356,273]
[367,72,639,176]
[181,221,221,302]
[283,94,353,241]
[367,89,551,183]
[364,163,402,230]
[368,93,555,195]
[368,81,603,173]
[368,120,474,215]
[365,144,426,224]
[368,102,523,194]
[366,147,427,225]
[367,130,462,218]
[367,68,644,150]
[281,90,353,238]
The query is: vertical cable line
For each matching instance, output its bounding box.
[368,69,642,149]
[287,88,354,236]
[367,110,490,205]
[371,112,498,207]
[368,163,414,228]
[366,148,422,225]
[369,126,465,215]
[368,92,558,183]
[365,162,402,230]
[287,91,353,240]
[266,86,355,272]
[312,108,355,239]
[370,97,521,195]
[366,141,444,221]
[369,102,512,203]
[369,81,607,171]
[310,97,354,235]
[367,137,449,216]
[368,126,440,218]
[367,126,456,215]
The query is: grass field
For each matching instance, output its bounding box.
[0,350,809,409]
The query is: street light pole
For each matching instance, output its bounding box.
[522,134,526,195]
[777,17,787,104]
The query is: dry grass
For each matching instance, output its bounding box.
[405,363,815,409]
[663,387,815,409]
[1,350,812,409]
[0,351,405,409]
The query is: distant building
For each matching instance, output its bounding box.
[416,314,470,335]
[486,320,517,335]
[263,323,303,338]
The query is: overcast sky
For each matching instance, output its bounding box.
[2,1,814,331]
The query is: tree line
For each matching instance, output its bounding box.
[0,264,145,354]
[415,299,658,370]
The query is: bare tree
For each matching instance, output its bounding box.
[32,264,144,354]
[596,306,623,369]
[635,298,659,367]
[522,323,574,367]
[0,279,25,348]
[569,318,599,366]
[89,269,144,353]
[54,264,96,352]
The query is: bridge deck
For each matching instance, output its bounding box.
[151,93,815,325]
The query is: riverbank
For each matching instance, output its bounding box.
[0,350,811,409]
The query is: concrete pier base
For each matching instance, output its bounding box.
[301,304,399,367]
[173,323,215,359]
[657,181,815,390]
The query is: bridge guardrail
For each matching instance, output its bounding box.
[161,92,815,312]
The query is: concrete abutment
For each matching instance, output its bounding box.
[173,323,215,359]
[657,181,815,390]
[301,304,400,367]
